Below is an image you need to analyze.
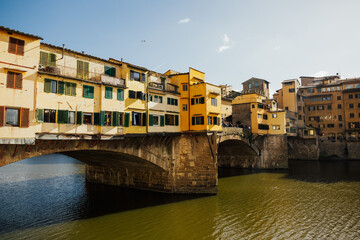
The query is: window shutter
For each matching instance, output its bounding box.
[175,115,179,126]
[44,79,52,92]
[37,109,44,122]
[113,112,119,126]
[160,115,165,127]
[90,86,94,98]
[118,89,124,101]
[40,52,48,66]
[100,111,105,126]
[84,62,89,79]
[0,106,5,127]
[130,70,134,80]
[8,37,17,53]
[17,39,24,55]
[71,83,77,96]
[104,66,111,76]
[141,73,146,82]
[76,111,83,124]
[191,98,195,105]
[50,53,56,66]
[57,110,68,124]
[149,114,153,126]
[58,81,65,94]
[77,60,82,78]
[93,113,100,125]
[167,98,171,105]
[111,67,116,77]
[218,117,220,126]
[124,112,130,127]
[7,72,15,88]
[142,113,146,126]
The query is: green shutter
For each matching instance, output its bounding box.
[40,52,48,66]
[37,109,44,122]
[124,112,130,127]
[100,111,105,126]
[77,60,82,79]
[50,53,56,66]
[113,112,119,126]
[111,67,116,77]
[65,82,71,95]
[84,62,89,79]
[167,98,170,105]
[105,87,112,99]
[44,79,51,93]
[160,115,165,127]
[142,113,146,126]
[76,111,83,125]
[149,114,153,126]
[94,113,100,125]
[175,115,179,126]
[105,66,111,76]
[58,81,65,94]
[90,86,94,98]
[71,83,77,96]
[117,89,124,101]
[58,110,68,123]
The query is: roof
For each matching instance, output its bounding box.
[0,26,43,40]
[243,77,269,84]
[168,72,189,76]
[109,58,148,71]
[282,78,299,84]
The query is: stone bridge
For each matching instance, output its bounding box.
[0,129,293,194]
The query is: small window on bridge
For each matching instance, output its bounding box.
[44,109,56,123]
[83,113,93,125]
[5,108,19,126]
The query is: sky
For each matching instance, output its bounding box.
[2,0,360,95]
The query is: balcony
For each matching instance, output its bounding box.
[39,65,125,87]
[148,81,164,91]
[165,83,179,94]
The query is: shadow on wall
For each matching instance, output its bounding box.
[217,139,258,168]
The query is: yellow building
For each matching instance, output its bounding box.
[0,26,41,143]
[166,67,222,132]
[147,71,180,133]
[221,97,232,121]
[232,93,286,135]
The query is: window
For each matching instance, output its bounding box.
[211,98,217,106]
[129,90,136,99]
[338,115,342,121]
[136,91,146,100]
[213,117,219,125]
[248,83,252,89]
[44,79,57,93]
[130,70,145,82]
[263,114,268,120]
[68,111,75,124]
[350,113,354,118]
[105,86,113,99]
[104,66,116,77]
[254,83,258,87]
[317,105,324,110]
[77,60,89,80]
[252,104,255,108]
[258,124,269,130]
[192,116,204,125]
[345,85,353,89]
[289,88,295,93]
[327,105,332,110]
[132,112,142,126]
[272,125,280,130]
[83,85,94,98]
[258,114,262,119]
[152,115,160,126]
[339,123,343,128]
[350,104,354,109]
[355,94,360,99]
[165,114,175,125]
[272,113,277,118]
[285,107,288,110]
[349,94,353,99]
[317,88,321,93]
[44,109,56,123]
[117,89,124,101]
[327,124,334,128]
[83,113,93,125]
[183,84,188,91]
[208,116,212,125]
[5,108,19,126]
[167,98,178,106]
[307,89,314,93]
[183,104,188,111]
[7,71,22,89]
[64,82,76,96]
[337,96,341,100]
[104,112,112,126]
[40,51,56,66]
[8,37,24,55]
[338,104,342,109]
[358,103,360,108]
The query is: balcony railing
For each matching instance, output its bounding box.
[39,65,125,87]
[148,82,164,91]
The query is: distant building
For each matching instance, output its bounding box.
[242,77,270,98]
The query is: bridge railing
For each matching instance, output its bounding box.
[222,127,244,136]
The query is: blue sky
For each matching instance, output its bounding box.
[2,0,360,94]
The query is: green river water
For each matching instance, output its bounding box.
[0,154,359,240]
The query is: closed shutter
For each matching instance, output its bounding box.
[113,112,119,126]
[141,73,146,82]
[76,111,83,124]
[7,72,15,88]
[57,110,68,123]
[77,60,82,78]
[17,39,24,55]
[175,115,179,126]
[160,115,165,127]
[149,114,153,126]
[100,111,105,126]
[111,67,116,77]
[37,109,44,122]
[84,62,89,79]
[142,113,146,126]
[90,86,94,98]
[44,79,52,92]
[8,37,17,53]
[71,83,77,96]
[124,112,130,127]
[0,106,5,127]
[117,89,124,101]
[58,81,65,94]
[65,82,71,95]
[50,53,56,66]
[94,113,100,125]
[40,52,48,66]
[19,108,30,128]
[105,66,111,76]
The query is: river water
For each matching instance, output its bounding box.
[0,154,359,240]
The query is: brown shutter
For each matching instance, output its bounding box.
[17,39,25,55]
[15,73,23,89]
[7,72,15,88]
[20,108,30,128]
[0,106,5,127]
[8,37,17,53]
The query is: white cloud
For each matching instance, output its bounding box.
[218,45,230,53]
[178,18,190,24]
[314,71,328,77]
[218,34,231,53]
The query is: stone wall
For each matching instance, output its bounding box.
[318,139,360,160]
[288,137,319,160]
